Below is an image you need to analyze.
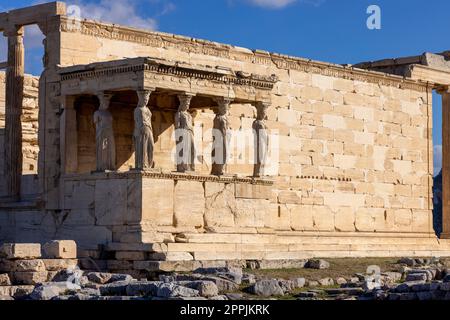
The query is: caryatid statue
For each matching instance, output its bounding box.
[93,92,116,171]
[211,97,232,176]
[175,93,195,172]
[253,102,270,177]
[134,90,155,170]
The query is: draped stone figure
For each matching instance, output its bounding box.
[253,102,270,177]
[211,98,232,176]
[175,94,195,172]
[134,90,155,170]
[93,93,116,171]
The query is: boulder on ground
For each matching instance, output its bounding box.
[248,280,284,297]
[306,259,330,270]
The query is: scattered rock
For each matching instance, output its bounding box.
[99,281,130,296]
[225,293,243,300]
[325,287,364,296]
[405,273,428,282]
[242,273,256,285]
[185,281,219,298]
[126,281,160,297]
[318,278,334,287]
[307,280,319,288]
[398,258,416,267]
[194,267,242,285]
[248,280,284,297]
[335,277,347,285]
[30,282,81,300]
[293,278,306,288]
[362,280,381,291]
[86,272,113,284]
[156,283,199,298]
[0,273,11,286]
[109,274,133,283]
[306,259,330,270]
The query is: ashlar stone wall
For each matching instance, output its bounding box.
[0,72,40,197]
[55,19,433,237]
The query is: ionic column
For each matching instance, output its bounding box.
[4,26,25,201]
[211,97,232,176]
[253,102,270,177]
[175,93,195,173]
[133,89,155,171]
[441,89,450,238]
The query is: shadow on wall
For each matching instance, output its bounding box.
[433,170,443,237]
[0,128,4,197]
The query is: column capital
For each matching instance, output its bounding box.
[214,97,233,115]
[214,97,233,106]
[96,91,113,110]
[255,101,270,121]
[177,93,195,111]
[3,25,24,37]
[137,89,153,108]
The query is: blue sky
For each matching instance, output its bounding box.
[1,0,447,174]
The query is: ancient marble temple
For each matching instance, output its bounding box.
[1,2,450,271]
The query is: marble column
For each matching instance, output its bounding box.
[211,97,232,176]
[4,26,25,201]
[175,93,195,172]
[253,102,269,177]
[441,89,450,239]
[94,92,116,172]
[133,89,155,171]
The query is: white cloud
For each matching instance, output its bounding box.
[434,145,442,176]
[247,0,297,9]
[69,0,158,31]
[245,0,324,9]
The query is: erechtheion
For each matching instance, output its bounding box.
[1,2,450,272]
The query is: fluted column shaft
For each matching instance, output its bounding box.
[4,27,25,200]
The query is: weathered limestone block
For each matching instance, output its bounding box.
[412,210,431,233]
[0,243,41,260]
[63,180,95,210]
[174,180,205,228]
[10,259,46,272]
[11,271,48,285]
[323,193,365,208]
[148,252,194,261]
[115,251,147,261]
[95,179,128,226]
[0,285,34,298]
[0,273,11,286]
[235,184,272,200]
[290,205,314,231]
[334,207,356,232]
[312,206,334,231]
[265,204,291,231]
[204,182,236,228]
[42,240,77,259]
[278,191,302,205]
[394,209,413,232]
[42,259,78,271]
[142,179,174,226]
[234,199,267,228]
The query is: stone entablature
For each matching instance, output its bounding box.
[58,57,277,102]
[58,16,429,93]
